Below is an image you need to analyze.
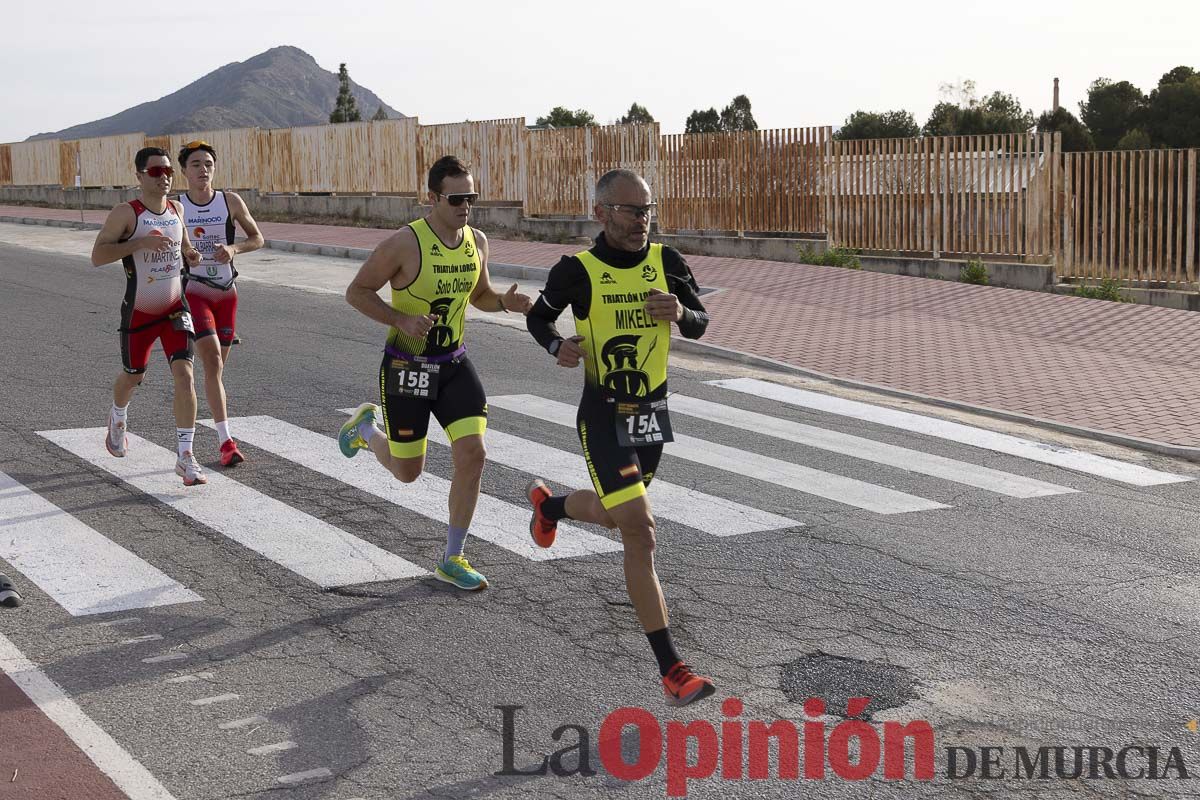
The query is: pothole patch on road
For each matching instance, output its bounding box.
[780,652,919,719]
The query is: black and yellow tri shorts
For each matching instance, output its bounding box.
[377,353,488,458]
[576,390,663,510]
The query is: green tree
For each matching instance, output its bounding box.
[371,105,388,122]
[1116,128,1152,150]
[1144,68,1200,148]
[685,95,757,134]
[535,106,596,128]
[1079,79,1146,150]
[924,91,1033,137]
[685,107,721,133]
[834,109,920,140]
[974,92,1034,134]
[618,102,655,125]
[922,102,962,137]
[329,63,362,123]
[1036,107,1093,151]
[1158,66,1196,86]
[719,94,758,131]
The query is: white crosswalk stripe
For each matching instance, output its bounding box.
[214,416,623,561]
[709,378,1193,487]
[424,422,801,536]
[668,394,1076,498]
[489,395,949,515]
[0,469,201,616]
[13,379,1189,610]
[38,428,428,589]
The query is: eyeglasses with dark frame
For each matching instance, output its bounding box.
[139,165,174,178]
[438,192,480,207]
[603,202,656,219]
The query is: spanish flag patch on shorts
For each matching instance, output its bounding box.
[618,464,640,479]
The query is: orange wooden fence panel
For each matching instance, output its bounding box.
[58,140,79,189]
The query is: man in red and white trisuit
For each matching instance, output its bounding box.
[91,147,207,486]
[176,140,264,466]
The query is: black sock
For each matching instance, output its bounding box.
[542,495,570,521]
[646,627,682,677]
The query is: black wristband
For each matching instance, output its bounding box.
[548,338,563,356]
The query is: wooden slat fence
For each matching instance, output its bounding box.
[1062,148,1199,287]
[524,123,660,216]
[658,126,829,234]
[10,120,1200,289]
[9,140,62,186]
[825,132,1059,258]
[525,127,590,215]
[165,127,264,191]
[78,133,144,187]
[415,118,525,199]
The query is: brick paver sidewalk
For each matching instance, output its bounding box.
[6,204,1199,450]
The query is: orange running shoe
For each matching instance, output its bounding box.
[526,479,557,548]
[662,663,716,707]
[219,438,245,467]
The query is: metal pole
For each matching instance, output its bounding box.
[76,151,83,224]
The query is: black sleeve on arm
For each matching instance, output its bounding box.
[663,248,709,340]
[527,256,588,352]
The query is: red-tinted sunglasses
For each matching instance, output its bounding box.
[140,165,174,178]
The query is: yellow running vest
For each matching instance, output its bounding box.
[574,245,670,398]
[387,218,481,357]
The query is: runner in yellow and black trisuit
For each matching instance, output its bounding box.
[341,156,533,591]
[525,168,716,707]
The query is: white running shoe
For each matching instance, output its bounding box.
[175,451,208,486]
[105,416,127,458]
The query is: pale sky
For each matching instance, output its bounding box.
[3,0,1195,143]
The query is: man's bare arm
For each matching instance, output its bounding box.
[345,230,437,336]
[91,204,149,266]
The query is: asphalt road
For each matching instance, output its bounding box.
[2,223,1200,799]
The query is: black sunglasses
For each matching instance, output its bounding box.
[439,192,479,207]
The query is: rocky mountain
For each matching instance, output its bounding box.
[27,46,402,141]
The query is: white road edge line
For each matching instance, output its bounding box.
[0,632,180,800]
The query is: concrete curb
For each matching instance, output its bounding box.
[262,238,373,262]
[4,215,1196,461]
[0,215,101,231]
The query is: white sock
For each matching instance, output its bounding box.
[215,420,232,444]
[111,403,128,425]
[176,428,195,457]
[358,419,381,442]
